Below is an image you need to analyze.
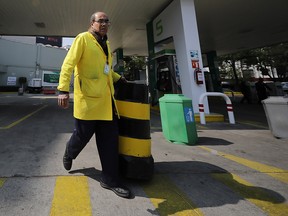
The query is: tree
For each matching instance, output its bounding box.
[218,42,288,84]
[123,56,146,81]
[218,53,242,90]
[269,43,288,81]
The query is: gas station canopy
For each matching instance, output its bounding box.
[0,0,288,56]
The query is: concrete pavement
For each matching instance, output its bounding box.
[0,92,287,216]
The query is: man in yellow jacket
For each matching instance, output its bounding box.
[57,11,130,198]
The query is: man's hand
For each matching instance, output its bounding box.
[58,94,70,109]
[120,76,128,83]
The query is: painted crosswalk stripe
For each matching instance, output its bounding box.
[0,178,6,187]
[50,176,92,216]
[199,146,288,184]
[212,173,288,216]
[142,174,204,216]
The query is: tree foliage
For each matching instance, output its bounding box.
[218,42,288,84]
[123,56,146,81]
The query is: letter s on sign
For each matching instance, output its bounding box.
[156,20,163,36]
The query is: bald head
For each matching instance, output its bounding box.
[89,11,110,37]
[90,12,107,23]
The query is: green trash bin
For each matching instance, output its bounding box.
[159,94,198,145]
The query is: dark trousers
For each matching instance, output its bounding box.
[67,115,119,184]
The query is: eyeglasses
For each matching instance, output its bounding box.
[94,19,111,25]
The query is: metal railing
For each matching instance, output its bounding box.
[198,92,235,124]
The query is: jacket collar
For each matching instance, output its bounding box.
[89,30,108,42]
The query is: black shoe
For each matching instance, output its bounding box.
[100,179,131,198]
[63,147,72,171]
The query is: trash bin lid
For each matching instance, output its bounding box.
[262,96,288,105]
[159,94,192,103]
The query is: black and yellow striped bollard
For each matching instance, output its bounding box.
[115,82,154,180]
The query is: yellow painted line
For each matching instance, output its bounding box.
[0,92,16,94]
[142,174,204,216]
[0,178,6,187]
[199,146,288,184]
[119,136,151,157]
[50,176,92,216]
[151,108,224,123]
[0,105,48,129]
[116,100,150,120]
[196,124,207,130]
[224,91,243,96]
[212,173,288,216]
[194,113,224,123]
[237,120,268,129]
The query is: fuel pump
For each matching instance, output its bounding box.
[153,50,182,102]
[156,61,172,92]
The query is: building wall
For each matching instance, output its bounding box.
[0,38,67,89]
[0,36,36,44]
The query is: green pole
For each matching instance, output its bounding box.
[146,21,157,105]
[207,51,222,92]
[115,48,124,75]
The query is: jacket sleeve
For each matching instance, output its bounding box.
[57,34,84,92]
[112,70,121,83]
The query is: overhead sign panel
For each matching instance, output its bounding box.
[36,36,62,47]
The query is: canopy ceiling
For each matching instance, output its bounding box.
[1,0,288,56]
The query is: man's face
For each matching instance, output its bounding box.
[91,12,110,37]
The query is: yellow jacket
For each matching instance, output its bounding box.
[57,32,121,120]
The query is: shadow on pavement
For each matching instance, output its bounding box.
[68,161,286,216]
[196,136,233,146]
[139,161,286,215]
